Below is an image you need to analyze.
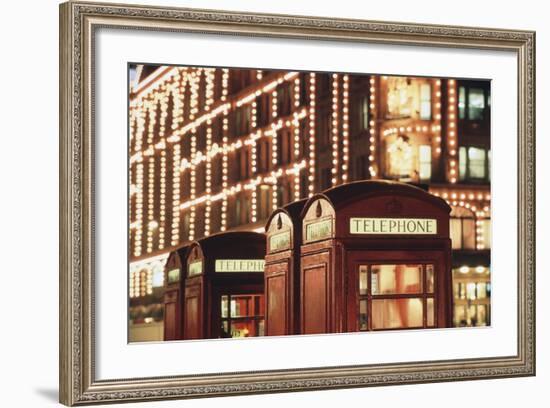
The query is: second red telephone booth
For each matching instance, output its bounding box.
[183,231,266,340]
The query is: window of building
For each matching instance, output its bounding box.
[277,83,292,117]
[458,146,490,181]
[358,264,435,331]
[165,93,175,136]
[386,136,432,182]
[212,116,223,144]
[458,86,489,120]
[418,145,432,181]
[420,84,432,120]
[220,294,265,338]
[276,180,291,208]
[299,73,309,106]
[458,86,466,119]
[360,95,369,131]
[229,70,254,95]
[317,74,331,98]
[387,136,413,179]
[257,94,271,128]
[181,212,191,241]
[210,202,221,234]
[233,193,251,226]
[257,185,272,221]
[235,149,250,181]
[450,207,476,250]
[386,77,412,119]
[233,105,251,137]
[182,172,191,200]
[142,108,151,146]
[194,206,205,239]
[257,139,271,173]
[318,109,331,148]
[212,161,222,189]
[152,103,162,144]
[196,164,206,195]
[468,88,485,120]
[130,122,138,154]
[386,78,434,120]
[468,147,486,178]
[320,168,332,190]
[452,266,491,327]
[182,135,191,158]
[277,130,292,165]
[300,173,309,199]
[299,120,308,159]
[478,218,491,249]
[214,70,224,100]
[197,75,206,112]
[183,86,191,120]
[355,154,369,181]
[196,126,206,152]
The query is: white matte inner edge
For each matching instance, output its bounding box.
[95,28,517,380]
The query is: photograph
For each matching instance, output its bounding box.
[127,65,492,342]
[56,1,536,405]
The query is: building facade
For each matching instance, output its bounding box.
[128,65,491,332]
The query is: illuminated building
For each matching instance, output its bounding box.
[128,65,491,332]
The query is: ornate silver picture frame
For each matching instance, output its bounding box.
[59,1,535,405]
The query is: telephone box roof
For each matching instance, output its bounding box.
[265,198,308,231]
[301,180,451,217]
[189,231,266,259]
[165,243,191,266]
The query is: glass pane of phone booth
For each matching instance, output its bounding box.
[372,298,423,329]
[220,294,265,338]
[371,264,423,295]
[358,263,436,331]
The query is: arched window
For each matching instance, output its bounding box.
[450,207,476,250]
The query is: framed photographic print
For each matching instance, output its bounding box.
[59,1,536,405]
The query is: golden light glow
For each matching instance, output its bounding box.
[369,76,377,177]
[129,69,490,259]
[342,75,350,182]
[331,74,339,186]
[308,73,316,197]
[447,79,458,183]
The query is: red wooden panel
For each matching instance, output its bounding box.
[184,296,200,339]
[303,265,327,334]
[164,302,176,340]
[266,275,286,336]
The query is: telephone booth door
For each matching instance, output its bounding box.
[301,248,333,335]
[264,199,306,336]
[183,285,202,339]
[215,287,265,338]
[163,246,188,341]
[183,246,205,340]
[347,250,450,332]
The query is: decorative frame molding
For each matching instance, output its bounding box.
[59,1,535,405]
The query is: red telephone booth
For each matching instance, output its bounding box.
[264,199,306,336]
[183,231,266,340]
[300,180,452,334]
[163,245,189,341]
